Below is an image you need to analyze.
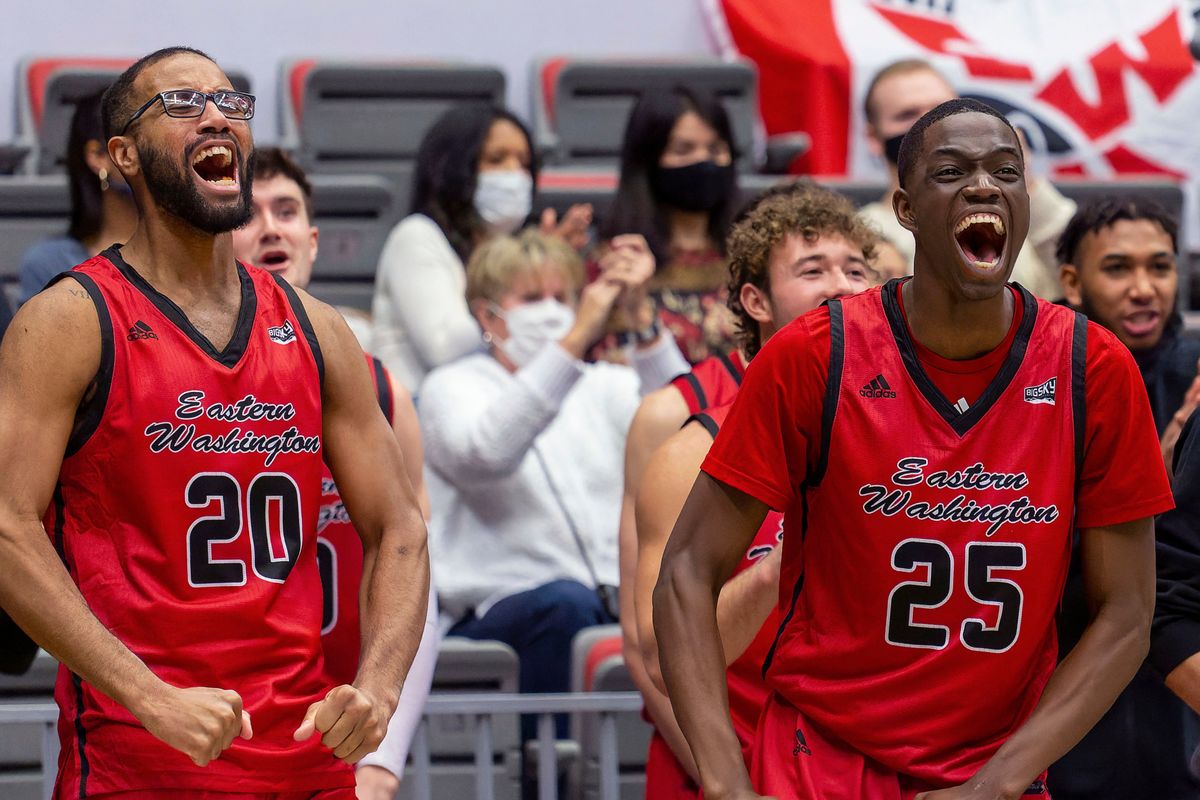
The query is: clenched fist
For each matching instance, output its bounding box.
[136,685,252,766]
[294,684,391,763]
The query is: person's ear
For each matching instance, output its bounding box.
[865,123,883,159]
[1059,263,1083,308]
[739,283,774,326]
[84,139,109,176]
[309,225,319,263]
[108,135,139,179]
[893,187,916,235]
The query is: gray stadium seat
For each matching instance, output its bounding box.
[570,624,650,800]
[0,175,71,302]
[305,173,406,312]
[281,59,504,187]
[396,637,521,800]
[0,650,58,798]
[532,56,777,173]
[16,57,251,176]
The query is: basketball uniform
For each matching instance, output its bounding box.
[703,280,1173,796]
[669,350,745,416]
[316,355,395,687]
[643,400,783,800]
[47,248,352,796]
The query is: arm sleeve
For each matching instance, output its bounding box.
[376,218,482,371]
[1151,414,1200,675]
[357,583,439,776]
[1074,323,1175,529]
[419,346,584,483]
[627,333,690,396]
[700,314,828,512]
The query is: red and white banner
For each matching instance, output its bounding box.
[703,0,1200,237]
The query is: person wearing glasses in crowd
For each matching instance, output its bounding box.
[0,47,429,798]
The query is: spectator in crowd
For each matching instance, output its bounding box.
[17,91,136,305]
[370,104,590,391]
[599,87,741,363]
[0,291,11,340]
[232,147,438,800]
[419,230,686,746]
[857,58,1073,299]
[1053,196,1200,799]
[628,184,877,794]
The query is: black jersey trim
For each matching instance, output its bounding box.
[715,350,744,385]
[102,246,256,369]
[1071,311,1088,482]
[678,372,707,412]
[371,356,394,425]
[49,273,113,457]
[53,487,91,797]
[807,298,844,488]
[762,488,808,679]
[688,411,720,439]
[882,278,1038,438]
[273,274,325,389]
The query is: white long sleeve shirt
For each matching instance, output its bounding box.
[419,337,687,621]
[369,214,484,391]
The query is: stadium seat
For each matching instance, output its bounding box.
[532,56,807,173]
[304,172,406,312]
[0,174,71,302]
[396,637,522,800]
[0,649,58,798]
[570,625,650,800]
[281,59,504,187]
[16,57,251,176]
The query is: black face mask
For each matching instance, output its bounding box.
[884,132,906,166]
[651,160,734,212]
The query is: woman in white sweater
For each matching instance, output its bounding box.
[370,104,590,391]
[419,230,686,739]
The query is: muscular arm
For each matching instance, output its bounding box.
[654,473,769,799]
[0,281,247,765]
[296,292,430,763]
[923,518,1154,800]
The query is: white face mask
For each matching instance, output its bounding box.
[491,298,576,366]
[474,170,533,233]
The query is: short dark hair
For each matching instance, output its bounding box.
[1055,196,1179,266]
[66,91,108,243]
[863,59,949,128]
[896,98,1019,191]
[726,182,878,359]
[410,103,537,263]
[252,147,313,220]
[101,46,215,140]
[600,87,739,265]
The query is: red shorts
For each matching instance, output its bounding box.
[645,730,702,799]
[88,790,357,800]
[751,693,1050,800]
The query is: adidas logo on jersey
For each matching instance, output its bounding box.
[859,374,896,399]
[126,320,158,341]
[268,320,297,345]
[1024,377,1056,406]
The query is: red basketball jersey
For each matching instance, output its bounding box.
[763,286,1084,783]
[47,249,352,795]
[670,350,745,416]
[317,355,395,687]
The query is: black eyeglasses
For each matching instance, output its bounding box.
[120,89,255,135]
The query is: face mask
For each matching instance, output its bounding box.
[883,132,906,166]
[651,160,734,212]
[491,298,576,367]
[474,170,533,233]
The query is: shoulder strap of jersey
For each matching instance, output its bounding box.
[1071,310,1088,483]
[805,298,845,489]
[670,371,707,415]
[686,411,720,439]
[715,350,744,386]
[370,355,395,425]
[50,271,114,456]
[271,273,325,388]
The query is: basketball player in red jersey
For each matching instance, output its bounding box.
[232,146,437,800]
[655,98,1172,800]
[0,47,429,798]
[629,186,877,795]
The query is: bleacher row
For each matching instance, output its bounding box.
[0,626,644,800]
[1,57,1189,311]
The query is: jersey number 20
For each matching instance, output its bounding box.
[186,472,304,587]
[886,538,1025,652]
